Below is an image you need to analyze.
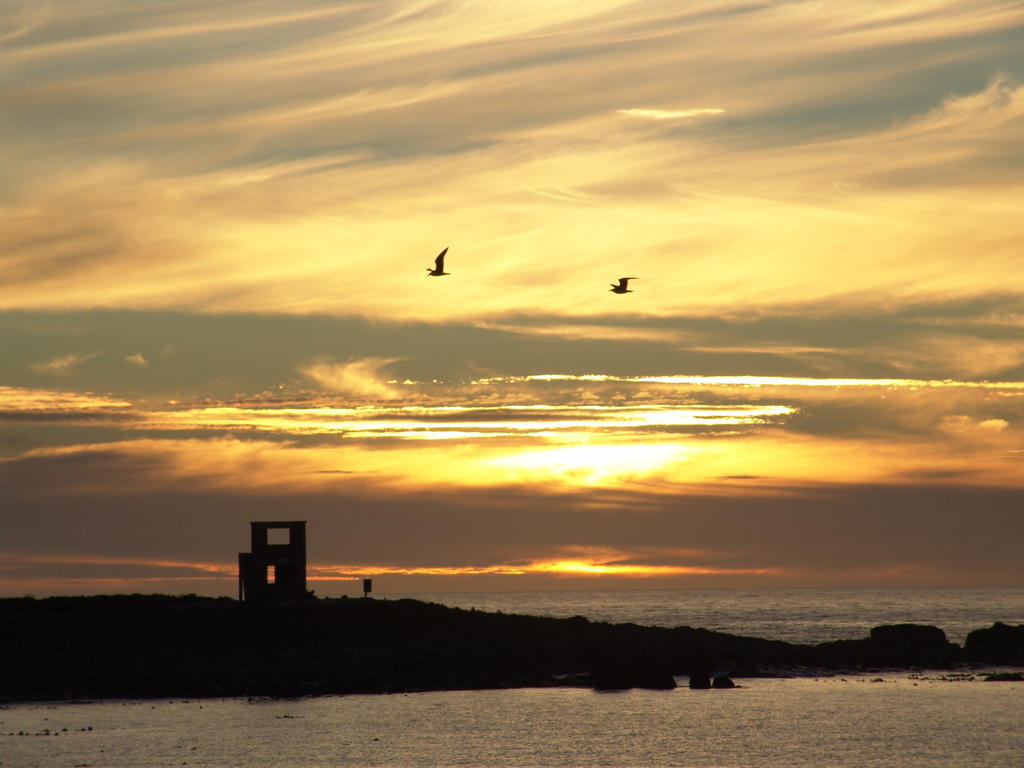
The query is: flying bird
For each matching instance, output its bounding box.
[610,277,637,294]
[427,247,450,276]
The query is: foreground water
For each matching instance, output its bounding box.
[4,675,1023,768]
[5,587,1023,767]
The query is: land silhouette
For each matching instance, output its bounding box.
[2,594,1021,702]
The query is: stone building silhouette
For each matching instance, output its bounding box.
[238,521,308,602]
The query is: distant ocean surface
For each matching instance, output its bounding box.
[5,587,1024,768]
[389,586,1024,645]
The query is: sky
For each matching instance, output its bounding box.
[2,0,1024,597]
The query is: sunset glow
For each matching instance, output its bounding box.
[136,403,796,438]
[501,375,1024,390]
[3,0,1023,595]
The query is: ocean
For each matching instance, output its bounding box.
[386,586,1024,645]
[4,587,1023,768]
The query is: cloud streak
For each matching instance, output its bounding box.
[616,108,725,120]
[30,352,98,375]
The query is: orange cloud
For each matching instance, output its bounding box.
[0,386,132,411]
[302,357,404,399]
[0,550,233,575]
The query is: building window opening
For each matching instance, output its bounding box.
[267,564,277,584]
[268,528,290,545]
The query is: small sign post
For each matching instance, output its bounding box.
[362,578,373,598]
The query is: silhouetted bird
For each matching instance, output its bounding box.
[427,247,450,276]
[610,277,637,294]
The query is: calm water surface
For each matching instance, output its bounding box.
[4,676,1024,768]
[389,587,1024,645]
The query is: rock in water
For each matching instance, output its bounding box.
[688,673,711,689]
[869,624,948,647]
[965,623,1024,665]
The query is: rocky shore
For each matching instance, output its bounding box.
[2,594,1022,702]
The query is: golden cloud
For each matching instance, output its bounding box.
[0,386,132,411]
[302,357,404,399]
[616,108,725,120]
[2,2,1023,323]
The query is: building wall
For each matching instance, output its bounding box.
[238,521,308,602]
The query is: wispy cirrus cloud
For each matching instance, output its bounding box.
[888,74,1024,141]
[0,1,51,45]
[29,352,98,375]
[616,107,725,120]
[2,2,1023,320]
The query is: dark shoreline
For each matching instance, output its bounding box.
[3,594,1022,703]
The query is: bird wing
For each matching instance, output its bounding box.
[435,247,449,270]
[618,277,637,287]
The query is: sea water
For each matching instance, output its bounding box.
[4,587,1023,768]
[388,586,1024,645]
[4,677,1024,768]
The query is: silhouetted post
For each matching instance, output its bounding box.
[363,578,373,598]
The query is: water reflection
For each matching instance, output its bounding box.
[4,678,1023,767]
